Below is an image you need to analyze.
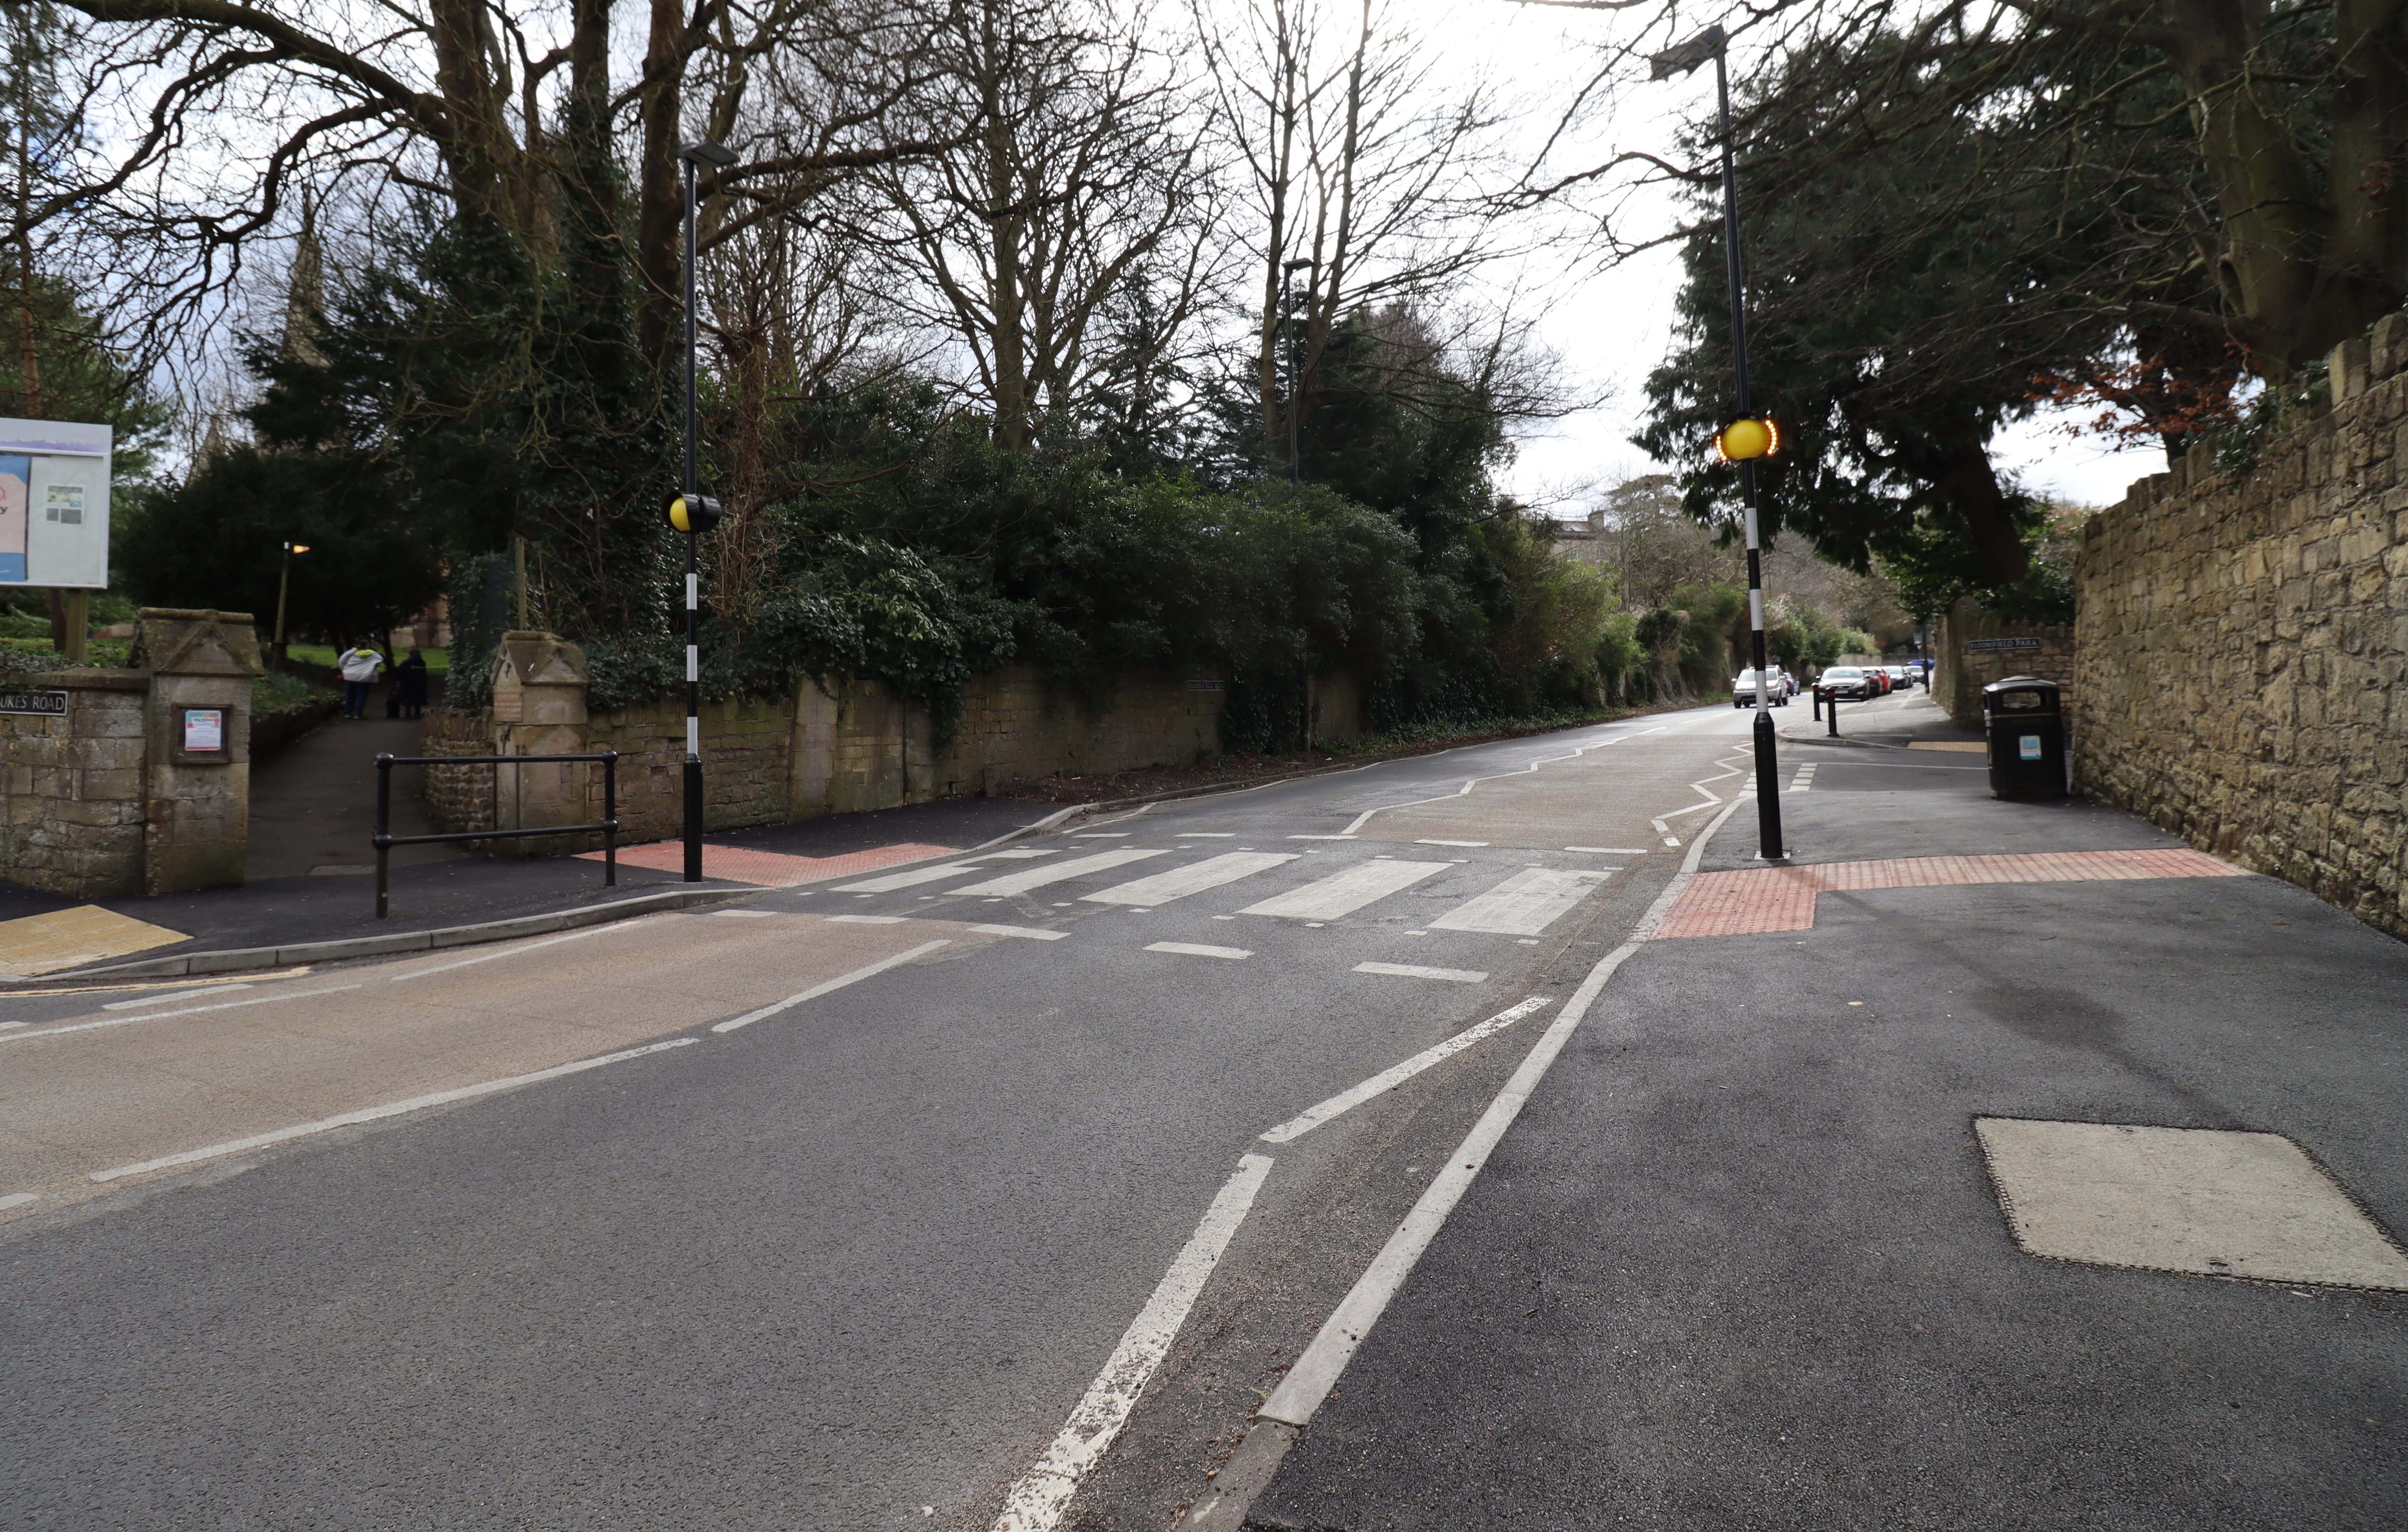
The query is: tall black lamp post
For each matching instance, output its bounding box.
[1652,25,1784,861]
[672,139,738,882]
[1281,256,1315,745]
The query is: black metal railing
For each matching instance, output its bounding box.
[373,750,620,919]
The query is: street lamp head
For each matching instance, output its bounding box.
[285,541,310,554]
[679,140,738,168]
[1282,257,1315,272]
[1648,24,1726,79]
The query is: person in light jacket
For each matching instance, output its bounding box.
[338,641,385,719]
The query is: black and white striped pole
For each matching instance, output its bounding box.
[1654,26,1785,861]
[674,140,737,883]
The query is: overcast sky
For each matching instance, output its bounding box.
[1379,0,2170,518]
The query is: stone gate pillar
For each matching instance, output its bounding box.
[489,631,593,857]
[129,607,262,893]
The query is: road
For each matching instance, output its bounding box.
[2,695,1801,1530]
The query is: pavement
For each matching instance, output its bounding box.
[4,693,2401,1531]
[1237,691,2408,1530]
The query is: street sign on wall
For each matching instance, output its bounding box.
[0,417,112,590]
[0,688,68,715]
[1966,636,2042,653]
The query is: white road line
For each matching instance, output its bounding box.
[955,849,1165,896]
[1074,832,1131,837]
[1414,839,1488,847]
[1176,832,1236,838]
[1430,868,1611,935]
[1287,834,1356,840]
[1351,962,1488,984]
[712,909,776,918]
[1143,942,1251,960]
[1082,852,1297,906]
[971,924,1069,940]
[827,914,906,925]
[86,1037,700,1184]
[388,922,638,982]
[711,941,951,1033]
[1260,995,1551,1143]
[833,861,989,893]
[0,1192,37,1210]
[1256,800,1738,1432]
[1565,846,1648,854]
[1239,860,1448,921]
[1335,725,1667,836]
[0,984,365,1045]
[989,1154,1274,1532]
[104,983,252,1009]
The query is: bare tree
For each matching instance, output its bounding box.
[1200,0,1521,458]
[861,0,1219,451]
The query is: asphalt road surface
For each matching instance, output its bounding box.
[2,698,1790,1530]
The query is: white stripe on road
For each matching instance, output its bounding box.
[953,849,1165,896]
[1239,860,1448,921]
[1082,852,1297,906]
[1414,839,1487,847]
[832,861,988,892]
[971,924,1068,940]
[1430,868,1610,935]
[827,914,906,924]
[1565,847,1648,854]
[1262,997,1560,1142]
[0,984,365,1045]
[1256,800,1740,1431]
[711,941,951,1032]
[104,984,252,1009]
[1143,942,1251,960]
[86,1038,700,1184]
[712,909,776,917]
[990,1154,1274,1532]
[0,1192,37,1210]
[388,922,638,982]
[1351,962,1488,984]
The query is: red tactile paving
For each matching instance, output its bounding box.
[1654,848,2243,939]
[577,840,958,888]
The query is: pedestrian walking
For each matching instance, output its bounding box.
[395,648,429,720]
[337,641,385,719]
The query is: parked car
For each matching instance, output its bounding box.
[1816,666,1879,701]
[1732,668,1791,707]
[1884,664,1916,691]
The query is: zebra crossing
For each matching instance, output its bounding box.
[822,843,1628,939]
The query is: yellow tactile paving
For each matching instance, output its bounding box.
[0,905,190,979]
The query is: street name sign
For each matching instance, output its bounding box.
[1966,636,2042,652]
[0,688,69,715]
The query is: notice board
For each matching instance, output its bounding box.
[0,417,111,589]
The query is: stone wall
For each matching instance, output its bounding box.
[424,658,1243,843]
[0,672,150,898]
[2072,316,2408,937]
[1934,599,2078,728]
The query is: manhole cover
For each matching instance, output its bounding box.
[1975,1118,2408,1290]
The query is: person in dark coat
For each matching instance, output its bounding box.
[395,648,430,720]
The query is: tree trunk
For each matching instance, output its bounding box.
[635,0,690,368]
[1934,441,2030,586]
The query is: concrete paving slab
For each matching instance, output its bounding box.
[1978,1118,2408,1290]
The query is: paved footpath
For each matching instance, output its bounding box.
[1236,693,2408,1529]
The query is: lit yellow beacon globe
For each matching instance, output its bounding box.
[1715,417,1778,462]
